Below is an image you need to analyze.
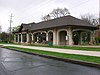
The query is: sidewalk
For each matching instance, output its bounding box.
[0,44,100,57]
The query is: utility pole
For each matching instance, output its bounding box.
[9,13,14,42]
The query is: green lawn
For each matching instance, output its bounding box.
[0,42,15,44]
[4,46,100,64]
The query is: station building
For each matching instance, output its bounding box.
[13,15,97,45]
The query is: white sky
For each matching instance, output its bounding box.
[0,0,99,32]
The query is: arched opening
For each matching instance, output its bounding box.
[59,31,67,45]
[81,32,91,45]
[16,35,18,42]
[33,32,46,44]
[72,31,80,45]
[19,34,21,43]
[48,32,53,42]
[22,34,27,43]
[72,30,91,45]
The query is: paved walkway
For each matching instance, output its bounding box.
[0,44,100,57]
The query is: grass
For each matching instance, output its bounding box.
[0,42,20,45]
[4,46,100,64]
[0,42,15,44]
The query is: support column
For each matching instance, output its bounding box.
[57,31,59,45]
[53,29,57,45]
[46,32,48,41]
[14,34,16,43]
[67,27,73,45]
[37,37,39,42]
[26,33,29,43]
[17,34,19,43]
[90,31,93,44]
[31,33,34,42]
[21,34,23,43]
[92,31,96,44]
[80,32,82,45]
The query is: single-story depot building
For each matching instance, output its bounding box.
[14,15,97,46]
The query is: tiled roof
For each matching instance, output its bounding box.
[14,15,97,33]
[30,15,97,31]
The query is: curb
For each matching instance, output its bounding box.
[2,47,100,69]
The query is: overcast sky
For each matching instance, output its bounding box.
[0,0,99,32]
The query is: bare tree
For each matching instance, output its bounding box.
[50,8,61,18]
[42,8,70,21]
[80,14,99,26]
[60,8,70,16]
[42,14,51,21]
[50,8,70,18]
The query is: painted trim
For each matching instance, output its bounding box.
[72,29,91,32]
[33,31,47,34]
